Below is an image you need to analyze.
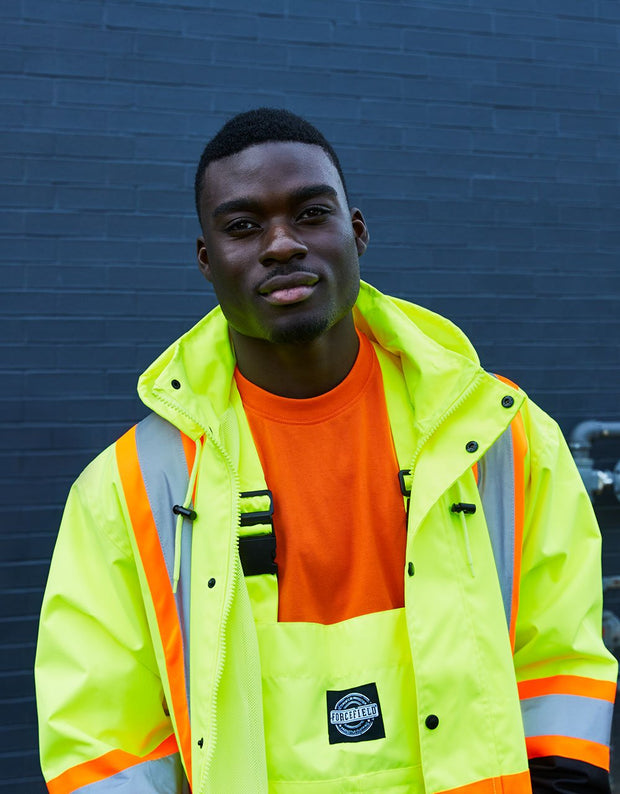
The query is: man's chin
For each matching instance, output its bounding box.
[268,316,330,345]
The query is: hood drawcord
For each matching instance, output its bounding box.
[460,512,476,577]
[451,502,477,578]
[173,436,203,594]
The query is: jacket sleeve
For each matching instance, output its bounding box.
[35,444,187,793]
[512,399,617,793]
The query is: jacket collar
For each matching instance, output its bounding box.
[137,281,507,442]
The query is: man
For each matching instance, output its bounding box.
[36,108,616,793]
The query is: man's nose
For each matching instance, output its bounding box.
[259,223,308,265]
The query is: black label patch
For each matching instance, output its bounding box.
[326,682,385,744]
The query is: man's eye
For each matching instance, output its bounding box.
[298,206,330,221]
[226,219,258,233]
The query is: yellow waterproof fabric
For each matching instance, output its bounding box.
[36,282,617,794]
[257,609,424,792]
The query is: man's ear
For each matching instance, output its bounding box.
[196,236,212,281]
[350,208,369,257]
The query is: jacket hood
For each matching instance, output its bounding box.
[138,280,486,440]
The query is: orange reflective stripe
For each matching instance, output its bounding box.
[508,411,526,650]
[47,734,178,794]
[472,461,478,484]
[518,674,616,703]
[526,735,610,771]
[115,426,192,785]
[494,373,520,392]
[436,769,532,793]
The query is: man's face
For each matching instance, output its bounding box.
[196,142,368,346]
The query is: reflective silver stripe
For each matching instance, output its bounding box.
[477,425,516,627]
[134,413,193,703]
[521,693,613,746]
[74,752,189,793]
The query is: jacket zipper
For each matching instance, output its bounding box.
[198,427,242,794]
[407,373,484,523]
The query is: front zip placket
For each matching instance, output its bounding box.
[197,426,243,794]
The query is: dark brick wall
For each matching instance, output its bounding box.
[2,1,620,789]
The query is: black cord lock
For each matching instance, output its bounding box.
[173,504,197,521]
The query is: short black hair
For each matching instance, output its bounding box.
[194,107,348,226]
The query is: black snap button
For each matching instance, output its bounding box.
[465,441,478,453]
[171,379,181,390]
[207,578,216,588]
[501,395,514,408]
[425,714,439,730]
[407,561,415,577]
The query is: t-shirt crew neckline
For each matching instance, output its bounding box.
[234,331,375,425]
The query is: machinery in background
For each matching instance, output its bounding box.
[570,421,620,656]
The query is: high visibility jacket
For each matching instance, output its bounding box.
[36,281,617,793]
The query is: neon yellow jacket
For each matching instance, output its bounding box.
[36,282,616,793]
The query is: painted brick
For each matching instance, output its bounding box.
[23,50,107,78]
[54,133,135,159]
[556,17,618,44]
[53,23,133,54]
[471,80,535,108]
[0,75,53,102]
[493,13,557,38]
[534,41,597,65]
[55,80,134,108]
[0,131,55,155]
[333,21,402,50]
[180,9,259,39]
[497,61,560,87]
[104,1,185,32]
[534,87,597,111]
[427,55,497,82]
[209,0,286,11]
[211,39,287,67]
[401,76,471,102]
[289,0,357,21]
[55,186,135,211]
[24,157,111,184]
[0,20,55,48]
[599,0,620,20]
[26,212,108,239]
[135,31,213,61]
[0,47,25,74]
[22,0,104,25]
[468,34,533,60]
[559,113,618,136]
[402,29,470,56]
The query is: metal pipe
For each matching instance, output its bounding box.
[569,421,620,455]
[569,421,620,501]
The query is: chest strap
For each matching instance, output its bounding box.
[239,489,277,576]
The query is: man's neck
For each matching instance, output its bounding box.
[231,315,360,399]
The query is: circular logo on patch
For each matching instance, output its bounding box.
[329,691,379,738]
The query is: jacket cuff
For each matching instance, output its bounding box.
[528,755,611,794]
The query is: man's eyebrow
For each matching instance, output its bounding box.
[290,184,339,203]
[212,197,261,219]
[211,184,339,219]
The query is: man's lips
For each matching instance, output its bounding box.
[258,272,319,306]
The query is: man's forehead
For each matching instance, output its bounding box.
[201,141,344,205]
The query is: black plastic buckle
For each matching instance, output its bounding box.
[239,534,277,576]
[398,470,412,498]
[240,489,274,527]
[239,490,277,576]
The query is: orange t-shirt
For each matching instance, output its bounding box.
[234,332,407,625]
